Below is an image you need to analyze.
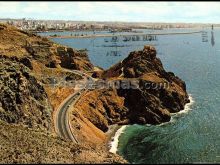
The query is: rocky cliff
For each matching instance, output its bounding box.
[0,23,126,163]
[0,23,93,72]
[0,23,189,164]
[0,23,95,130]
[0,55,52,131]
[104,45,190,113]
[75,45,190,133]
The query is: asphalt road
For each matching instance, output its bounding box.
[55,70,93,143]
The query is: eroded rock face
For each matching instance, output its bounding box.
[0,23,94,73]
[57,46,93,72]
[102,45,164,78]
[76,45,190,132]
[75,88,128,132]
[102,45,189,112]
[0,23,127,163]
[0,55,52,130]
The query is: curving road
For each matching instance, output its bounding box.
[55,70,94,143]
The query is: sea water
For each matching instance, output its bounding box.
[39,27,220,163]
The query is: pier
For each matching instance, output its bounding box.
[46,31,202,39]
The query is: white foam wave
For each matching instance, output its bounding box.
[171,94,195,116]
[108,95,195,152]
[158,115,176,126]
[109,125,127,154]
[159,94,195,126]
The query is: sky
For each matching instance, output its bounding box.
[0,1,220,23]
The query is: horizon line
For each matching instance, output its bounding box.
[0,17,218,25]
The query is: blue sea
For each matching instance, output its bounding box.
[39,28,220,163]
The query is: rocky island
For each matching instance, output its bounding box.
[0,23,189,163]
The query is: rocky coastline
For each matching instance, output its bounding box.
[0,23,189,163]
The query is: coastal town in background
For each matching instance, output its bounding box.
[0,18,217,32]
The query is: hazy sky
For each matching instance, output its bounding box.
[0,1,220,23]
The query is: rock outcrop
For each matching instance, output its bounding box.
[0,23,189,164]
[76,45,190,132]
[0,23,126,163]
[0,23,93,72]
[57,47,93,71]
[0,55,52,130]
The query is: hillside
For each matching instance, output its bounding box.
[0,23,127,163]
[0,23,189,164]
